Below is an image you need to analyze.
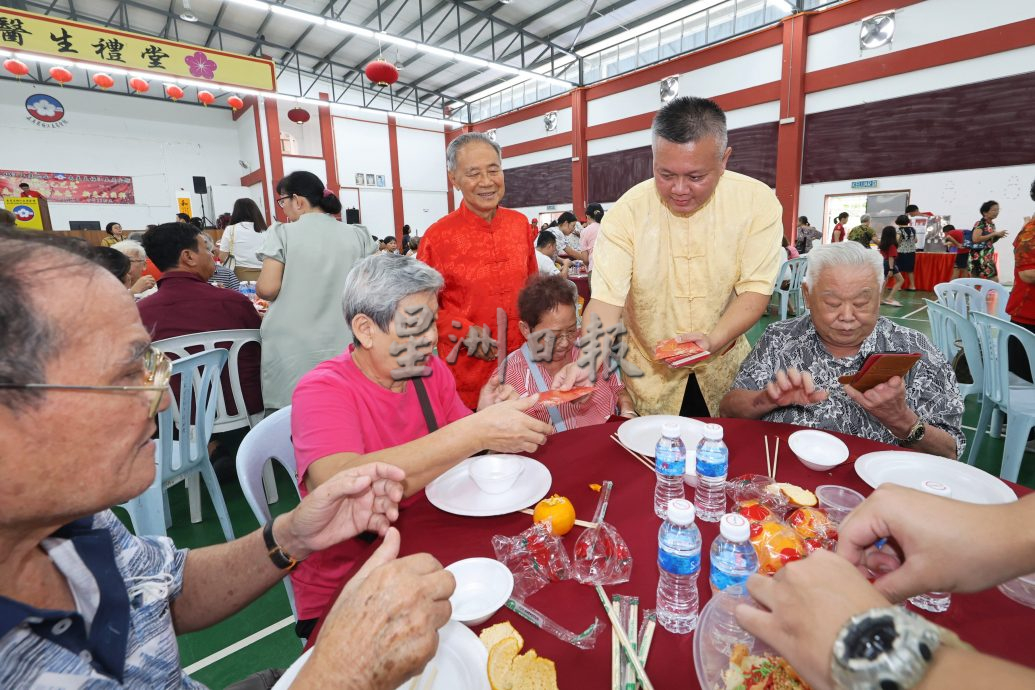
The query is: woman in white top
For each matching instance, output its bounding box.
[257,171,377,410]
[218,197,268,282]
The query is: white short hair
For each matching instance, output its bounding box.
[803,242,883,288]
[110,239,145,260]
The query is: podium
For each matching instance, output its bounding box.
[4,196,53,231]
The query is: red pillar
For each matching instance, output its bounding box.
[387,115,405,244]
[570,87,588,216]
[775,12,810,241]
[318,93,339,200]
[263,97,286,222]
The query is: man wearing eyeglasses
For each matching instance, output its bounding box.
[0,230,455,689]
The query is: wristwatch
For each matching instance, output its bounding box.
[832,606,942,690]
[263,520,300,572]
[897,416,926,445]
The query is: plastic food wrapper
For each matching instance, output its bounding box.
[728,474,791,518]
[492,521,572,599]
[573,521,633,585]
[787,506,839,553]
[749,520,806,575]
[505,597,602,650]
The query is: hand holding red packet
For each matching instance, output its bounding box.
[654,337,710,367]
[537,386,596,406]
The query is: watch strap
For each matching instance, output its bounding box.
[263,520,299,571]
[897,417,926,444]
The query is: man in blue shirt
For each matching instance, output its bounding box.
[0,229,454,689]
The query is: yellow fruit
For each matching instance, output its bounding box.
[532,494,576,536]
[488,637,521,690]
[480,621,524,654]
[777,482,818,507]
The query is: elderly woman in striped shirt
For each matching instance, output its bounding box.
[504,274,636,430]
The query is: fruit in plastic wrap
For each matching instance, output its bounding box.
[788,506,838,553]
[727,474,790,517]
[736,499,775,523]
[749,520,806,575]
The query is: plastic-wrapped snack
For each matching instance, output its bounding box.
[734,498,777,524]
[748,520,806,575]
[787,506,839,553]
[727,474,790,518]
[492,521,572,599]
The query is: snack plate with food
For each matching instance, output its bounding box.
[693,598,812,690]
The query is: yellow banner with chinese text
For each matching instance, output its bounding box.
[0,8,276,91]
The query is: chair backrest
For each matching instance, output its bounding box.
[952,278,1008,317]
[969,312,1035,409]
[158,349,228,482]
[236,406,299,525]
[775,257,808,290]
[155,329,261,432]
[933,282,982,316]
[924,299,983,392]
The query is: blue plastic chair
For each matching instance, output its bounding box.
[236,406,301,622]
[969,312,1035,482]
[121,349,235,541]
[771,257,808,320]
[933,282,982,316]
[952,278,1009,317]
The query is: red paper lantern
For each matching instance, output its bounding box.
[92,73,115,89]
[48,66,73,85]
[364,59,399,87]
[287,107,310,124]
[197,90,215,106]
[227,95,244,111]
[129,77,149,93]
[165,84,185,101]
[3,58,29,77]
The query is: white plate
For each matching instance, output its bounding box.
[617,415,708,459]
[273,620,489,690]
[854,451,1017,504]
[426,456,552,517]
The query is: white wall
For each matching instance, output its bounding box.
[504,146,571,169]
[495,107,572,147]
[358,187,395,237]
[282,155,327,180]
[333,116,392,188]
[3,82,242,230]
[799,164,1035,284]
[235,108,262,177]
[278,106,322,157]
[396,126,448,192]
[403,190,449,235]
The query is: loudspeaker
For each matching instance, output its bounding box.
[345,207,360,224]
[192,176,207,194]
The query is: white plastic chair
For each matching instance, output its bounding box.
[121,349,235,541]
[236,406,301,620]
[933,282,982,316]
[969,312,1035,482]
[155,329,278,517]
[770,257,808,320]
[952,278,1008,317]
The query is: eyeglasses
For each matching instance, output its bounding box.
[276,194,294,208]
[0,345,172,418]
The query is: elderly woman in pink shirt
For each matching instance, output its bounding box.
[288,253,553,636]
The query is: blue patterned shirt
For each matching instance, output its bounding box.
[0,511,202,688]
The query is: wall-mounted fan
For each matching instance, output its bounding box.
[544,111,558,132]
[859,12,895,50]
[660,75,679,103]
[486,129,497,142]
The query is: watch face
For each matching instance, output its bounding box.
[846,617,898,661]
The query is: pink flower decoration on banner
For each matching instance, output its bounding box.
[185,51,218,80]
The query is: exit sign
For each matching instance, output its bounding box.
[851,179,879,189]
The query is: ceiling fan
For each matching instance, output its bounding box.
[859,12,895,50]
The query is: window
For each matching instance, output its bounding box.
[638,30,659,66]
[735,0,767,34]
[659,23,682,59]
[682,14,707,51]
[708,0,737,43]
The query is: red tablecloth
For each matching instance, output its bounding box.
[885,252,997,291]
[309,419,1033,688]
[571,274,590,304]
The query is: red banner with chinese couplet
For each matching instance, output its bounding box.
[0,170,135,204]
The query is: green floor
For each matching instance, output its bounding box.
[126,288,1034,688]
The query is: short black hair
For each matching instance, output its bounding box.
[518,274,577,329]
[536,230,557,249]
[798,216,809,224]
[105,221,120,233]
[18,182,29,188]
[383,236,397,244]
[176,213,191,222]
[556,211,577,225]
[89,246,131,283]
[143,222,202,272]
[980,200,999,215]
[905,204,919,213]
[652,96,728,152]
[895,214,910,226]
[943,224,956,232]
[1030,178,1035,203]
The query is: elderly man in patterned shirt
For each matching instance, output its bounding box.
[720,242,963,459]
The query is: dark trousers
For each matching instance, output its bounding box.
[679,375,711,418]
[1008,321,1035,383]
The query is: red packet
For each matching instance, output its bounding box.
[537,386,595,406]
[654,337,710,368]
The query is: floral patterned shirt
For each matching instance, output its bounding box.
[731,315,965,458]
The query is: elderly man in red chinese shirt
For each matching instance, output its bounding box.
[418,132,539,408]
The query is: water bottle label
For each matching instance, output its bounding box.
[655,450,685,477]
[710,566,749,593]
[696,450,728,478]
[658,549,700,576]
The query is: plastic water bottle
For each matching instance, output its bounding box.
[710,513,760,652]
[909,481,953,613]
[654,424,686,519]
[694,424,728,522]
[656,499,702,634]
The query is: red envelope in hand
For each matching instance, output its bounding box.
[654,337,710,367]
[537,386,596,406]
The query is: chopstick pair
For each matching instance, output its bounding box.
[596,586,655,690]
[609,434,654,473]
[764,435,781,480]
[518,507,597,529]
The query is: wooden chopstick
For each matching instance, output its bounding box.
[625,598,639,690]
[609,434,655,472]
[518,508,596,529]
[611,595,621,690]
[765,435,772,479]
[595,586,655,690]
[773,437,781,480]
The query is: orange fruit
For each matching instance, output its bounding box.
[487,637,520,690]
[532,494,576,536]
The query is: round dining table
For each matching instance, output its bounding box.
[307,418,1034,689]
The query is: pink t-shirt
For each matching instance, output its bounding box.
[581,221,600,270]
[289,347,472,620]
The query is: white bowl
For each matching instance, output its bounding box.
[468,455,525,494]
[788,430,850,471]
[998,572,1035,609]
[446,557,515,626]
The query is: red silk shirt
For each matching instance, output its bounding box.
[418,202,538,408]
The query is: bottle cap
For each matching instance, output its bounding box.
[661,423,681,440]
[920,480,952,497]
[703,423,724,441]
[719,513,750,542]
[666,499,695,525]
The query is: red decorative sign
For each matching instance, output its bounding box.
[0,170,135,204]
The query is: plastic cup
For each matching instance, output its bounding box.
[815,484,865,524]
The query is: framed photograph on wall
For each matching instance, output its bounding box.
[366,174,376,186]
[376,175,385,187]
[354,173,364,185]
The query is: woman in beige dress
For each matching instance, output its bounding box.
[257,171,376,409]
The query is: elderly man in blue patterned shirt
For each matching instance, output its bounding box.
[0,230,454,689]
[720,242,964,459]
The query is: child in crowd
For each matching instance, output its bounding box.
[879,225,903,307]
